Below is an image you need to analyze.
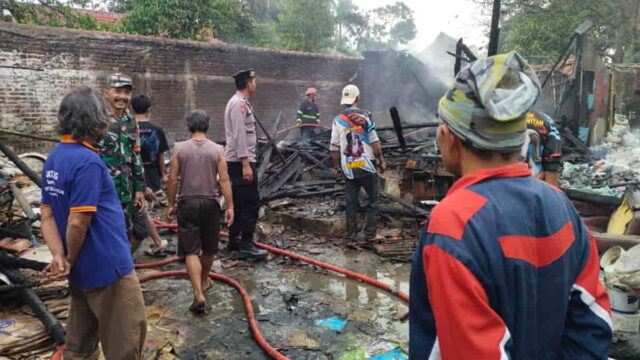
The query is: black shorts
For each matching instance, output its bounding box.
[125,209,150,241]
[177,198,221,256]
[144,165,162,192]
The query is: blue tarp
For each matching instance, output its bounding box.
[315,316,348,331]
[371,347,408,360]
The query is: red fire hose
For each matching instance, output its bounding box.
[136,268,291,360]
[276,123,330,135]
[255,242,409,302]
[145,218,409,360]
[51,345,64,360]
[51,219,408,359]
[152,219,409,302]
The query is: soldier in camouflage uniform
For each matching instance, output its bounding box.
[101,74,148,250]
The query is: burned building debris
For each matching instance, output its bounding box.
[2,7,640,359]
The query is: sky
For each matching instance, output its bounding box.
[354,0,489,53]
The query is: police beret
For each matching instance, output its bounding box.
[232,69,256,80]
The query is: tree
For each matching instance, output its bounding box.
[2,0,110,30]
[244,0,285,22]
[367,2,416,49]
[119,0,255,42]
[274,0,335,53]
[476,0,640,63]
[333,1,417,53]
[106,0,134,13]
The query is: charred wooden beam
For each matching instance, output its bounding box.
[0,251,48,271]
[260,154,305,199]
[0,140,42,187]
[389,107,406,149]
[2,268,65,345]
[298,151,321,164]
[253,113,286,162]
[381,192,429,217]
[11,183,37,220]
[257,112,283,180]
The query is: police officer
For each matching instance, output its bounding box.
[296,87,320,140]
[224,70,268,259]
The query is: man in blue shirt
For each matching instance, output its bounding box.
[41,86,147,359]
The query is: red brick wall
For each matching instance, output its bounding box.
[0,22,361,152]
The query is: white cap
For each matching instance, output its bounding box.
[340,84,360,105]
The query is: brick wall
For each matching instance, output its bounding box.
[0,22,361,152]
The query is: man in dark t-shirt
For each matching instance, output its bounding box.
[131,94,169,191]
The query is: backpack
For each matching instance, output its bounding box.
[140,127,160,164]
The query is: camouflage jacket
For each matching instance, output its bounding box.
[100,112,146,216]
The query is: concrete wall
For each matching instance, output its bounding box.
[0,22,361,152]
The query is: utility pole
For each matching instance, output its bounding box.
[487,0,502,56]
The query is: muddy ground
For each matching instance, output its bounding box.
[114,189,640,360]
[136,222,410,360]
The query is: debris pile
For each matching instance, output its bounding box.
[258,126,442,205]
[560,115,640,197]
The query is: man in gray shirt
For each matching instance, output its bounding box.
[223,69,267,259]
[166,110,234,314]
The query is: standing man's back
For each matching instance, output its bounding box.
[166,110,234,313]
[132,94,170,192]
[409,52,611,359]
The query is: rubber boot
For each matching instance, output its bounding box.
[226,230,240,251]
[238,233,268,259]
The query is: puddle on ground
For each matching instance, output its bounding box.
[137,241,411,359]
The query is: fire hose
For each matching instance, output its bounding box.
[54,220,409,360]
[276,123,330,135]
[151,219,409,302]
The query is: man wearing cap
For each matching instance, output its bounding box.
[409,52,611,359]
[296,87,320,140]
[223,69,267,259]
[100,73,149,252]
[330,84,386,243]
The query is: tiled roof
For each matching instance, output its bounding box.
[75,9,123,24]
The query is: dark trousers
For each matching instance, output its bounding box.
[300,125,315,140]
[227,161,259,242]
[344,172,379,241]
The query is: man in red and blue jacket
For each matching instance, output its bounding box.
[410,52,612,359]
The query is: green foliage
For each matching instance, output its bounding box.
[247,21,280,48]
[2,0,418,55]
[274,0,335,53]
[244,0,285,22]
[496,0,640,63]
[105,0,134,13]
[3,0,105,31]
[333,0,417,53]
[119,0,255,42]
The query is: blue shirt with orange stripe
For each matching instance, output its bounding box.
[409,163,612,359]
[41,135,133,289]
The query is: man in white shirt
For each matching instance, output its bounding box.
[330,84,386,243]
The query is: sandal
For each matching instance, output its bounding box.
[144,247,168,258]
